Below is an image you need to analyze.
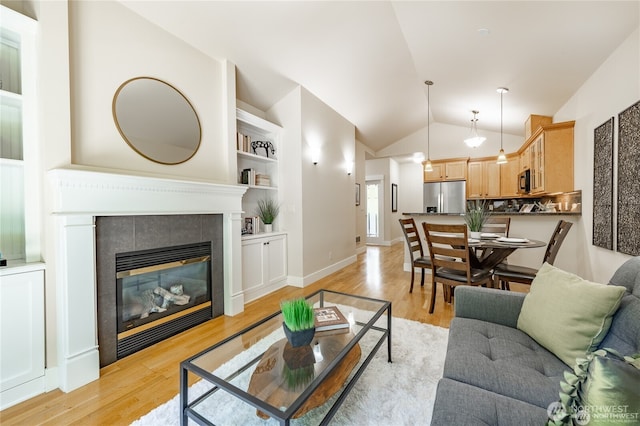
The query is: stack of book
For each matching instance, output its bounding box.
[240,168,256,185]
[236,132,252,153]
[314,306,350,335]
[242,216,260,235]
[255,174,271,187]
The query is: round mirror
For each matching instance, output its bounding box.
[113,77,201,164]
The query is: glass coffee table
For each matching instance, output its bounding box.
[180,289,391,425]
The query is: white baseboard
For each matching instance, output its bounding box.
[287,255,357,288]
[0,375,45,410]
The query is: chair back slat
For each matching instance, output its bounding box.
[543,220,573,265]
[422,222,471,276]
[481,217,511,237]
[399,218,424,261]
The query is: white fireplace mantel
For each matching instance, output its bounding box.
[48,168,247,392]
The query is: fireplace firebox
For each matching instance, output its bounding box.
[115,242,213,358]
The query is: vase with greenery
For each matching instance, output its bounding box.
[281,298,315,347]
[256,197,280,233]
[464,200,489,238]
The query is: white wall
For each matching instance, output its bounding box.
[554,27,640,283]
[268,87,357,284]
[355,140,367,252]
[300,88,356,277]
[69,1,228,182]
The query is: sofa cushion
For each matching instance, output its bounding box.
[548,349,640,425]
[443,317,569,408]
[431,378,549,426]
[517,263,626,366]
[598,256,640,355]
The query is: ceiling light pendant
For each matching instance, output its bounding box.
[464,110,486,148]
[424,80,434,172]
[496,87,509,164]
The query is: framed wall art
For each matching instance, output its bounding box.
[592,117,614,250]
[391,183,398,212]
[355,183,360,206]
[617,100,640,256]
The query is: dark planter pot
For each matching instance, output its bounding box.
[282,323,315,347]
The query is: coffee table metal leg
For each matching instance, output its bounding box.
[387,304,392,363]
[180,363,188,426]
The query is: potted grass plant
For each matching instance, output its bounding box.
[464,200,489,239]
[256,197,280,233]
[281,297,315,347]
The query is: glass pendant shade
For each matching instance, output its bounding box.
[464,110,485,148]
[424,160,433,172]
[497,148,507,164]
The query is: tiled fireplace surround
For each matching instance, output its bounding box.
[48,168,247,392]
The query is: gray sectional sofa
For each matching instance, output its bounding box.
[431,257,640,425]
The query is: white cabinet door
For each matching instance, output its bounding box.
[266,234,287,286]
[241,238,266,292]
[0,268,45,408]
[241,234,287,302]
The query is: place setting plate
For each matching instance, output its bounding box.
[496,237,530,244]
[480,233,500,240]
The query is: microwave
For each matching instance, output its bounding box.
[518,169,531,194]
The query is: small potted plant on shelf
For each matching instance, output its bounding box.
[256,197,280,233]
[281,297,315,347]
[464,200,489,239]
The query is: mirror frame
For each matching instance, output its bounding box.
[112,76,202,165]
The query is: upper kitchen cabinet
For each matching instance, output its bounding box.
[500,154,520,198]
[424,159,468,182]
[521,121,575,194]
[467,159,501,198]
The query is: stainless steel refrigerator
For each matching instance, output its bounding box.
[424,181,466,214]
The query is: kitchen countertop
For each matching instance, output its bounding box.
[402,211,582,216]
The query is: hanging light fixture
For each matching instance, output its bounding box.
[464,110,486,148]
[424,80,434,172]
[496,87,509,164]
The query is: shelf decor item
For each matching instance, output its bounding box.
[464,200,489,239]
[281,298,315,347]
[256,197,280,233]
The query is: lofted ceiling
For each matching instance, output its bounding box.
[119,1,639,153]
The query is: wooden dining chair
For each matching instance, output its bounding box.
[399,218,431,293]
[422,223,493,314]
[493,219,573,290]
[481,217,511,237]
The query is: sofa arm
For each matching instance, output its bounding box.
[454,286,526,329]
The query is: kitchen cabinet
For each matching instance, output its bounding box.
[423,159,468,182]
[241,233,287,303]
[467,159,501,198]
[523,121,574,194]
[500,155,520,197]
[1,264,45,410]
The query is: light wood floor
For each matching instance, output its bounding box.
[2,242,457,425]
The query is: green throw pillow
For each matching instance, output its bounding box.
[517,263,626,366]
[547,349,640,426]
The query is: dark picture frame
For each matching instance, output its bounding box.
[355,183,360,206]
[592,117,614,250]
[617,100,640,256]
[391,183,398,212]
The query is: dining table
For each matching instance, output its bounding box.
[466,236,546,271]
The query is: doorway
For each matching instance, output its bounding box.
[366,178,384,245]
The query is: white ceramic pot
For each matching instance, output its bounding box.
[264,223,273,233]
[470,231,482,239]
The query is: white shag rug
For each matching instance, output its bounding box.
[131,314,449,426]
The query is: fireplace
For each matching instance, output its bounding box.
[49,168,247,391]
[115,241,214,359]
[95,214,225,367]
